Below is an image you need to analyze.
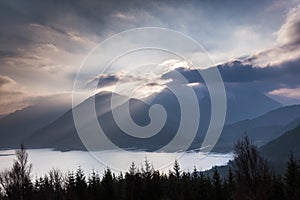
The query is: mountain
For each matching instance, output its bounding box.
[224,86,282,124]
[144,85,282,125]
[212,105,300,152]
[25,92,121,151]
[162,67,282,124]
[260,119,300,162]
[26,92,177,151]
[0,104,70,149]
[143,85,283,151]
[22,89,290,152]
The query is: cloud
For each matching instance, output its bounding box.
[158,52,300,106]
[90,71,170,90]
[0,76,14,87]
[277,5,300,45]
[95,73,122,88]
[0,50,19,58]
[0,76,28,115]
[0,75,72,115]
[269,87,300,99]
[174,5,300,103]
[159,59,191,71]
[217,59,300,86]
[89,60,190,89]
[112,12,136,21]
[268,86,300,105]
[249,5,300,66]
[0,0,299,113]
[28,23,97,53]
[26,92,72,108]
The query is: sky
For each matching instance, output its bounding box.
[0,0,300,115]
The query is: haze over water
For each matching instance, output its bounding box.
[0,149,233,177]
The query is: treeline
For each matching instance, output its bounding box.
[0,137,300,200]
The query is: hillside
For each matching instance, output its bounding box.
[212,105,300,152]
[260,120,300,162]
[0,105,70,148]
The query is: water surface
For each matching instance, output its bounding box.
[0,149,233,177]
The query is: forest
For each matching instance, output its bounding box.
[0,137,300,200]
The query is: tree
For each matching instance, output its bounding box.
[101,168,116,200]
[212,167,224,200]
[75,167,87,199]
[65,171,76,199]
[0,144,32,200]
[88,170,101,199]
[129,162,136,175]
[269,174,285,200]
[141,158,154,200]
[36,175,54,200]
[48,169,64,199]
[232,136,271,200]
[165,160,182,200]
[224,167,235,200]
[141,157,153,179]
[284,154,300,200]
[173,159,181,179]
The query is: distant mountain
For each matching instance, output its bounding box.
[26,91,186,151]
[22,89,289,152]
[0,104,70,149]
[260,119,300,162]
[25,92,118,150]
[224,86,282,124]
[212,105,300,153]
[162,67,282,124]
[144,84,281,125]
[144,85,282,150]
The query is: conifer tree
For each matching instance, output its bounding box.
[101,168,115,200]
[285,154,300,200]
[75,167,87,199]
[173,159,181,179]
[212,167,224,200]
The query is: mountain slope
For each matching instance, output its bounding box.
[212,105,300,152]
[0,105,70,149]
[225,86,282,124]
[26,91,182,151]
[162,67,282,124]
[25,92,124,150]
[145,85,282,125]
[260,120,300,161]
[4,88,292,153]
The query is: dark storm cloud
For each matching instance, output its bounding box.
[217,60,300,86]
[97,74,121,87]
[91,73,156,88]
[161,57,300,95]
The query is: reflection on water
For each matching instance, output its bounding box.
[0,149,233,177]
